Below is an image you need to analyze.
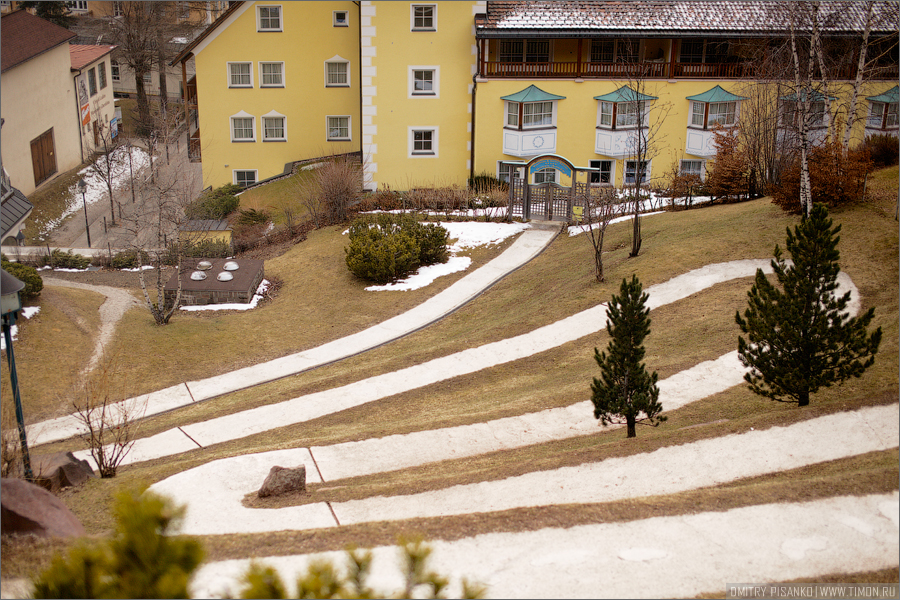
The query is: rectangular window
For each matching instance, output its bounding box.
[263,116,285,141]
[413,130,433,153]
[111,60,120,82]
[498,163,522,183]
[887,103,899,128]
[868,102,886,127]
[234,170,257,188]
[680,160,704,178]
[589,160,613,184]
[523,101,552,127]
[229,62,252,87]
[591,40,614,63]
[412,70,434,95]
[143,72,152,84]
[533,168,556,184]
[333,10,348,26]
[707,101,736,127]
[617,39,639,63]
[810,101,826,128]
[625,160,649,185]
[525,40,550,63]
[258,5,281,31]
[499,39,550,63]
[326,61,348,86]
[98,62,107,89]
[411,5,435,30]
[681,38,704,63]
[507,102,519,127]
[600,101,613,127]
[113,1,123,17]
[231,117,255,141]
[327,116,350,141]
[68,1,89,11]
[616,102,643,128]
[260,62,284,87]
[691,101,705,127]
[499,39,523,63]
[88,68,98,96]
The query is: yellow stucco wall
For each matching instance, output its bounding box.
[1,43,83,196]
[194,1,360,188]
[363,1,481,191]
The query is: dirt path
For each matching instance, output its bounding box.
[42,277,141,374]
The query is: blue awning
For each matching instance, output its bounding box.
[594,86,657,102]
[866,85,899,104]
[501,85,566,103]
[686,85,748,103]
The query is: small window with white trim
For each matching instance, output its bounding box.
[230,112,256,142]
[234,170,257,188]
[624,160,650,185]
[228,62,252,88]
[498,163,523,183]
[327,116,350,141]
[532,168,557,184]
[333,10,348,26]
[260,62,284,87]
[589,160,613,184]
[411,4,436,31]
[325,58,349,87]
[257,5,282,31]
[111,60,120,82]
[409,127,438,157]
[409,67,439,97]
[680,159,705,179]
[262,113,286,141]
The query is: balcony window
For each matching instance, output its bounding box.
[590,39,639,64]
[680,38,728,63]
[499,39,550,63]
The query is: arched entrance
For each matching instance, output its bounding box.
[501,154,599,222]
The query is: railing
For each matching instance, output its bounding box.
[189,128,201,163]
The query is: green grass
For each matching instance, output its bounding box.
[5,171,898,584]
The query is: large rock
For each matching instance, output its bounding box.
[258,465,306,498]
[1,478,85,537]
[31,452,96,493]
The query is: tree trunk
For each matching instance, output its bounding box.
[626,415,636,438]
[135,71,152,137]
[843,0,874,150]
[798,390,810,407]
[789,12,812,218]
[156,32,168,122]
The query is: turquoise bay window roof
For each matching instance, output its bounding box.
[501,85,566,103]
[866,85,899,104]
[593,86,657,102]
[686,85,748,103]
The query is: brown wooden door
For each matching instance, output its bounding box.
[30,128,57,187]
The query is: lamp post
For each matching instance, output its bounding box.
[1,269,33,480]
[77,178,91,248]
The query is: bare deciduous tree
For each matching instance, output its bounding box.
[577,184,618,283]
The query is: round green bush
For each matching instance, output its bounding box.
[2,262,43,299]
[345,213,449,284]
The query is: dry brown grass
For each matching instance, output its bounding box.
[7,171,898,586]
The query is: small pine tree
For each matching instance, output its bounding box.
[591,275,666,438]
[736,203,882,406]
[32,489,204,599]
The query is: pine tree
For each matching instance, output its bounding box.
[736,203,882,407]
[591,275,665,438]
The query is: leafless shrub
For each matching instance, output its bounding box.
[71,357,145,478]
[578,186,619,282]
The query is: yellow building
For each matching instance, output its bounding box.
[176,1,899,193]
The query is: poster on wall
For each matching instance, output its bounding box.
[77,74,91,125]
[110,117,118,138]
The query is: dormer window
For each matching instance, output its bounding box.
[502,85,564,131]
[595,86,656,130]
[866,86,899,131]
[686,86,746,130]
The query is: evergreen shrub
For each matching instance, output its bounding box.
[41,249,91,270]
[186,184,241,220]
[1,261,43,299]
[863,133,899,168]
[345,213,449,284]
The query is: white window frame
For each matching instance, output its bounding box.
[111,60,120,82]
[411,4,436,31]
[259,62,284,88]
[690,101,705,127]
[228,62,253,88]
[113,1,123,17]
[506,100,557,130]
[230,111,256,142]
[68,1,88,13]
[680,159,705,180]
[324,56,350,87]
[262,111,286,142]
[589,159,614,185]
[498,162,523,183]
[868,101,898,130]
[598,100,649,130]
[707,101,737,128]
[409,127,438,157]
[142,72,152,84]
[326,115,351,141]
[532,167,557,184]
[333,10,348,27]
[233,170,258,188]
[408,66,439,98]
[624,160,650,185]
[257,5,282,32]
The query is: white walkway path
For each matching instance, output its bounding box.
[28,225,556,446]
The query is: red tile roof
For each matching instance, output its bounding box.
[1,9,76,73]
[69,44,117,71]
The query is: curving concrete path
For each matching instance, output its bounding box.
[27,225,557,446]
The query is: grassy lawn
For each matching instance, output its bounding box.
[3,168,897,585]
[21,165,89,246]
